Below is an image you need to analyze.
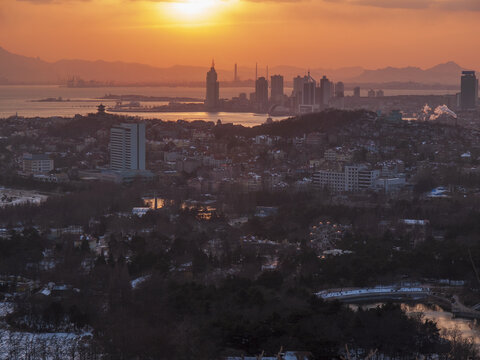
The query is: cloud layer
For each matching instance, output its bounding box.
[324,0,480,11]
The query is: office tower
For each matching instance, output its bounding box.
[335,82,344,97]
[255,76,269,111]
[302,72,316,105]
[376,89,384,97]
[461,71,478,110]
[205,60,220,110]
[270,74,284,103]
[234,63,238,82]
[110,123,146,171]
[368,89,376,98]
[320,76,332,105]
[353,86,361,98]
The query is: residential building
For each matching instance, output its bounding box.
[22,153,54,174]
[313,164,380,193]
[461,71,478,110]
[255,76,269,112]
[270,74,284,103]
[110,123,146,171]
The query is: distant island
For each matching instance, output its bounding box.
[30,97,71,102]
[98,94,203,102]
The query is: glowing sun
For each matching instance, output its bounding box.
[162,0,235,22]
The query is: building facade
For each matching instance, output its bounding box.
[22,153,54,174]
[461,71,478,110]
[110,123,146,171]
[313,164,380,193]
[270,74,284,103]
[255,77,269,112]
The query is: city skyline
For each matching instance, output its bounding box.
[1,0,480,70]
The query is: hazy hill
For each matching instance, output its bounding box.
[0,46,472,86]
[351,61,466,85]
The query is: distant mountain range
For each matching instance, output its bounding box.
[0,46,472,87]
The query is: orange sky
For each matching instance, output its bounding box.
[1,0,479,69]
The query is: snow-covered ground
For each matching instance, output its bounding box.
[0,330,94,360]
[0,302,96,359]
[0,188,48,208]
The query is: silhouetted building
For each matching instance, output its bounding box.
[293,75,308,106]
[234,63,239,82]
[270,74,284,103]
[368,89,376,98]
[320,76,332,106]
[97,104,106,114]
[335,82,344,97]
[353,86,361,98]
[255,76,269,111]
[461,71,478,110]
[110,123,146,171]
[205,61,220,110]
[302,73,316,105]
[293,75,307,96]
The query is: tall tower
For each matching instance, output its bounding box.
[270,75,284,104]
[205,60,220,111]
[320,75,332,106]
[110,123,146,171]
[255,76,269,112]
[302,72,316,105]
[461,71,478,110]
[234,63,238,82]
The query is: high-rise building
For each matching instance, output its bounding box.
[205,61,220,110]
[320,76,332,105]
[353,87,361,98]
[461,71,478,110]
[234,63,238,82]
[302,72,316,105]
[335,82,345,97]
[255,76,269,111]
[110,123,146,171]
[293,75,307,96]
[270,74,284,103]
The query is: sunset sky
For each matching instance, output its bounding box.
[1,0,480,69]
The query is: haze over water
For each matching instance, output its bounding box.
[0,85,459,126]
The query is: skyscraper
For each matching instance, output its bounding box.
[293,75,307,97]
[270,75,284,103]
[353,87,361,98]
[234,63,239,82]
[335,82,345,97]
[302,72,316,105]
[461,71,478,110]
[255,76,269,111]
[205,60,220,110]
[320,76,332,106]
[110,123,146,171]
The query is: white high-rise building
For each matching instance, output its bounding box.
[110,123,146,171]
[313,164,380,193]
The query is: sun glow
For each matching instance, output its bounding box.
[162,0,236,22]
